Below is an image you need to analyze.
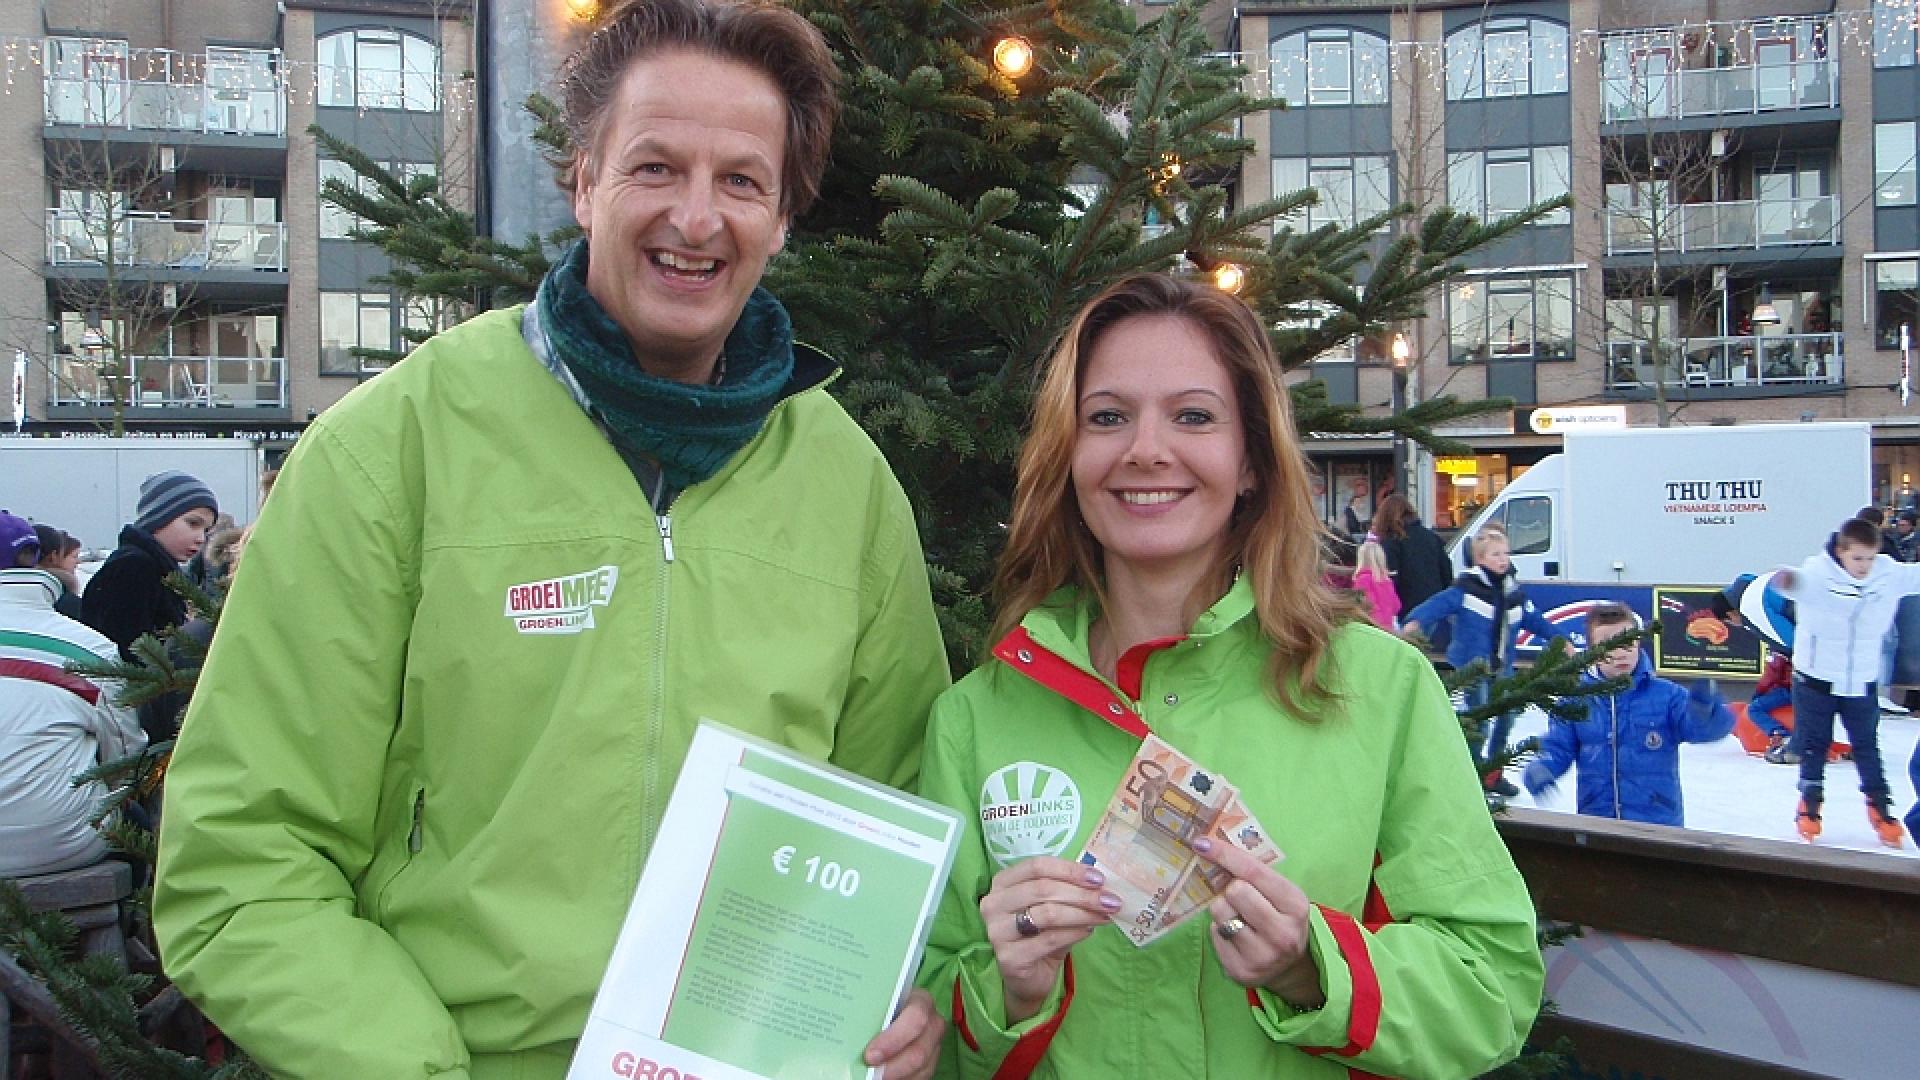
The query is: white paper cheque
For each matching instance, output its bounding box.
[566,721,961,1080]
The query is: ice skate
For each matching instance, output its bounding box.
[1868,797,1906,849]
[1795,795,1822,842]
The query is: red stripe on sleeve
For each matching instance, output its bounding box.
[0,658,101,705]
[1301,905,1382,1058]
[952,977,980,1053]
[989,957,1076,1080]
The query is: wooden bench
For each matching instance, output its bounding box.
[2,860,133,1079]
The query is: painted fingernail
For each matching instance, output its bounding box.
[1099,892,1122,911]
[1083,868,1106,886]
[1192,837,1214,854]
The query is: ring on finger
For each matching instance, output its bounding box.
[1014,908,1042,938]
[1216,916,1248,940]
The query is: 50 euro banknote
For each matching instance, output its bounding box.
[1078,735,1282,946]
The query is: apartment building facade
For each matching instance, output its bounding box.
[1241,0,1920,533]
[0,0,473,449]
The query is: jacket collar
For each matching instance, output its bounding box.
[0,568,62,607]
[991,576,1256,737]
[115,523,180,568]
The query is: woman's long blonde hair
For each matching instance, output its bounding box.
[991,273,1352,715]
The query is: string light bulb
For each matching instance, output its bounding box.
[565,0,600,21]
[1212,263,1245,294]
[992,36,1034,78]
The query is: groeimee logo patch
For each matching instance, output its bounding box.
[503,565,619,635]
[979,761,1081,867]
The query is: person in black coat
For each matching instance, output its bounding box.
[1371,494,1453,618]
[82,472,218,738]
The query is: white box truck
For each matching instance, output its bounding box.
[0,437,262,553]
[1447,422,1871,675]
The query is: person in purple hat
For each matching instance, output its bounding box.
[0,511,40,570]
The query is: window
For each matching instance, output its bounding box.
[317,28,439,112]
[1503,495,1553,556]
[320,290,393,374]
[1448,273,1574,363]
[1876,1,1919,69]
[320,159,436,239]
[1880,123,1917,207]
[1447,147,1569,225]
[1270,28,1389,106]
[1445,18,1567,100]
[1275,300,1359,363]
[1273,155,1391,232]
[1874,259,1920,349]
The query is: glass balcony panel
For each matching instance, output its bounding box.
[48,352,285,408]
[1603,334,1843,388]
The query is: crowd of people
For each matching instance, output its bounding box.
[1,2,1911,1078]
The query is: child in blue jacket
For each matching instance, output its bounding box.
[1522,603,1735,827]
[1403,527,1560,792]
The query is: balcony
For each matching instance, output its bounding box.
[1602,60,1835,124]
[1605,333,1843,393]
[47,210,286,272]
[1602,196,1837,256]
[43,39,284,137]
[47,353,286,410]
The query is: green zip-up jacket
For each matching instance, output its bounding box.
[153,307,949,1080]
[917,580,1543,1080]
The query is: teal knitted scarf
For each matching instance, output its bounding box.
[535,239,794,493]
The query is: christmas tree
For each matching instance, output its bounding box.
[317,0,1563,662]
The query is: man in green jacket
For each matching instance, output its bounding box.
[153,3,949,1078]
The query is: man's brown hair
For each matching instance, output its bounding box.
[554,0,841,217]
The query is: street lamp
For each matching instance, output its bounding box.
[1390,332,1411,501]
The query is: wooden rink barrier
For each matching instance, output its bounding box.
[1498,808,1920,1079]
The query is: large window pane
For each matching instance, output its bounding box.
[1354,35,1389,105]
[1355,156,1392,224]
[1877,0,1918,69]
[1537,276,1573,360]
[1448,152,1483,218]
[1487,280,1534,357]
[1308,40,1352,105]
[319,292,358,374]
[403,35,439,112]
[318,160,358,238]
[1310,159,1355,227]
[1273,158,1308,232]
[1485,158,1531,219]
[1533,146,1570,224]
[1879,122,1917,206]
[1445,30,1480,100]
[358,37,403,109]
[1876,260,1920,348]
[1270,34,1306,104]
[1484,27,1531,97]
[1450,281,1487,364]
[1531,20,1568,93]
[318,31,354,106]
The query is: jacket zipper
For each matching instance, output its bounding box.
[643,504,674,849]
[1608,696,1621,819]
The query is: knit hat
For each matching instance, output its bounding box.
[134,471,218,533]
[0,512,39,563]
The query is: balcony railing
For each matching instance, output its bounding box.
[48,353,286,409]
[1603,59,1834,123]
[1603,195,1837,255]
[1605,333,1843,390]
[43,44,285,136]
[46,210,286,272]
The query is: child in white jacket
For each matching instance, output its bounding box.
[1777,517,1920,846]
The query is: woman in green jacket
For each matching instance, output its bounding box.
[917,274,1544,1079]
